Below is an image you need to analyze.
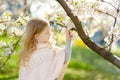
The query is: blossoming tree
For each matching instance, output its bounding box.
[0,0,120,69]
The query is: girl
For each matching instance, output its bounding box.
[18,19,72,80]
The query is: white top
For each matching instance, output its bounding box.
[19,42,65,80]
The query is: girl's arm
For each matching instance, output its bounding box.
[57,30,72,80]
[58,36,71,79]
[64,29,72,63]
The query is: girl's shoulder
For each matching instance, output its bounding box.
[52,45,65,54]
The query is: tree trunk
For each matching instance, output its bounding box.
[56,0,120,69]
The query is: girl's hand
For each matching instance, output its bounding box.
[66,29,73,40]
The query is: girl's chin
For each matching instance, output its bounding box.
[43,40,49,43]
[38,40,48,43]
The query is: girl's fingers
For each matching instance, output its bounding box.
[66,29,73,39]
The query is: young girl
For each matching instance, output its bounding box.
[18,19,72,80]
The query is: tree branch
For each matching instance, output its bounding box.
[50,21,77,31]
[0,35,22,69]
[95,1,120,51]
[95,9,115,18]
[0,21,9,23]
[56,0,120,69]
[101,0,117,10]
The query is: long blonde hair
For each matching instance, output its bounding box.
[19,19,49,66]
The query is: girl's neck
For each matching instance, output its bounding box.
[36,41,50,49]
[37,39,51,45]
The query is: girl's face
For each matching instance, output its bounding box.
[35,26,50,43]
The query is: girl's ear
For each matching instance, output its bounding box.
[34,34,38,39]
[34,34,39,43]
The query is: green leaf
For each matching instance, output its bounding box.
[55,16,64,22]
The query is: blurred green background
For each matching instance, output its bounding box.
[0,36,120,80]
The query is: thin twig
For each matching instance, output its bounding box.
[96,1,119,51]
[104,17,117,51]
[0,21,9,23]
[95,9,115,18]
[50,21,77,31]
[108,4,120,51]
[102,0,117,10]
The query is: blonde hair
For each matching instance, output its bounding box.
[19,19,49,66]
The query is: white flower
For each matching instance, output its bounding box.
[0,41,7,48]
[0,24,7,31]
[49,37,56,45]
[104,36,110,44]
[105,26,120,44]
[2,48,12,57]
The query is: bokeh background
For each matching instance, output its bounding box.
[0,0,120,80]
